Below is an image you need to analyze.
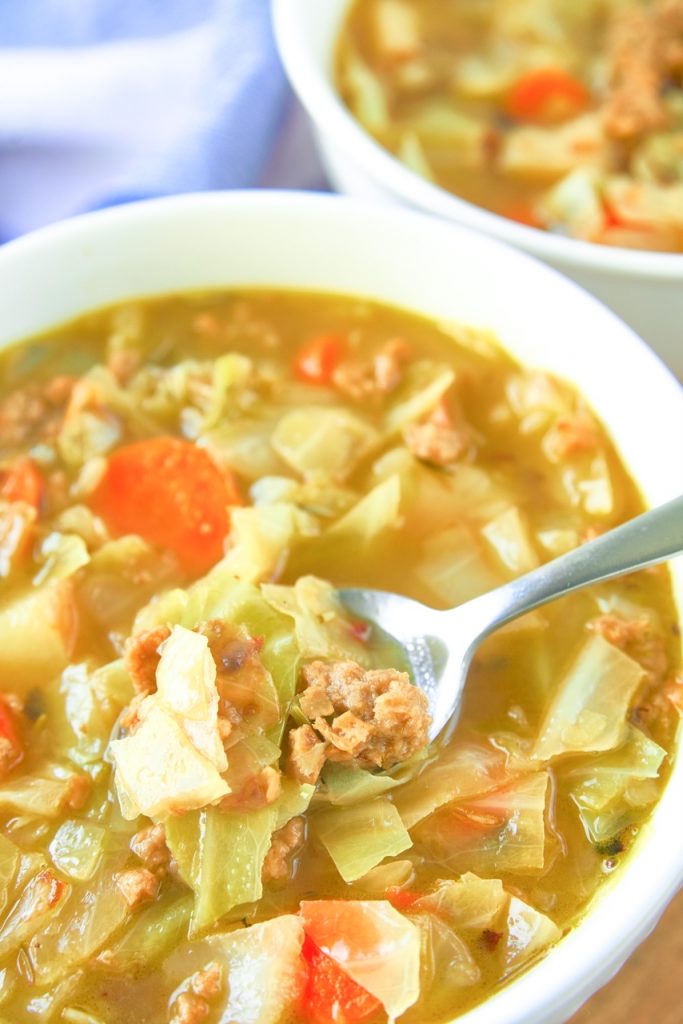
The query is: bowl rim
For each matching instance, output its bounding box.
[272,0,683,281]
[0,189,681,1024]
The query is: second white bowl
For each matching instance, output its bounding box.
[273,0,683,378]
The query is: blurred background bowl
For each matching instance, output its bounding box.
[273,0,683,379]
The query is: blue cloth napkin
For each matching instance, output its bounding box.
[0,0,292,240]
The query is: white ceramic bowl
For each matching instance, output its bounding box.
[0,192,681,1024]
[273,0,683,378]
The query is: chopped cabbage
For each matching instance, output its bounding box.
[0,869,70,960]
[324,475,401,548]
[320,762,400,806]
[537,168,604,241]
[218,503,319,584]
[394,741,508,829]
[155,626,227,771]
[77,535,178,636]
[111,705,229,820]
[415,772,549,874]
[134,571,299,709]
[311,797,412,882]
[0,581,76,691]
[33,532,90,586]
[274,778,315,831]
[409,103,490,170]
[250,474,358,519]
[48,820,105,882]
[352,859,415,894]
[568,726,666,843]
[414,873,508,931]
[50,660,134,765]
[398,132,436,181]
[202,353,254,431]
[271,407,378,481]
[111,626,230,818]
[300,900,421,1021]
[0,763,84,819]
[559,452,614,517]
[373,0,420,58]
[262,575,370,665]
[57,405,121,467]
[415,522,504,605]
[341,41,390,132]
[28,853,129,987]
[103,892,193,971]
[202,417,287,482]
[207,915,305,1024]
[406,912,480,1022]
[0,835,19,915]
[384,361,455,434]
[533,635,645,761]
[481,506,540,576]
[166,805,277,933]
[505,896,561,973]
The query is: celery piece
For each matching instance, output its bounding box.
[103,892,192,971]
[312,797,412,882]
[49,820,105,882]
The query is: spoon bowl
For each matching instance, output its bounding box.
[341,494,683,741]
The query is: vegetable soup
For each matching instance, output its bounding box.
[0,290,680,1024]
[336,0,683,252]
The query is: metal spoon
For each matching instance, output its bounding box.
[340,494,683,742]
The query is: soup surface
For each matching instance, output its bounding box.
[336,0,683,252]
[0,290,680,1024]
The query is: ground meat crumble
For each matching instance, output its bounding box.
[589,613,668,686]
[168,962,224,1024]
[403,401,473,467]
[604,0,683,140]
[130,823,172,875]
[333,338,409,400]
[262,816,305,884]
[114,867,160,909]
[294,659,431,771]
[124,625,172,695]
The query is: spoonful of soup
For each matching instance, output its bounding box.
[340,494,683,742]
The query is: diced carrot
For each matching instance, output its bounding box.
[502,203,543,229]
[0,697,23,772]
[1,458,44,512]
[90,438,240,575]
[385,887,421,912]
[294,334,346,385]
[505,69,590,124]
[300,935,382,1024]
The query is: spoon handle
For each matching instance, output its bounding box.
[460,493,683,640]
